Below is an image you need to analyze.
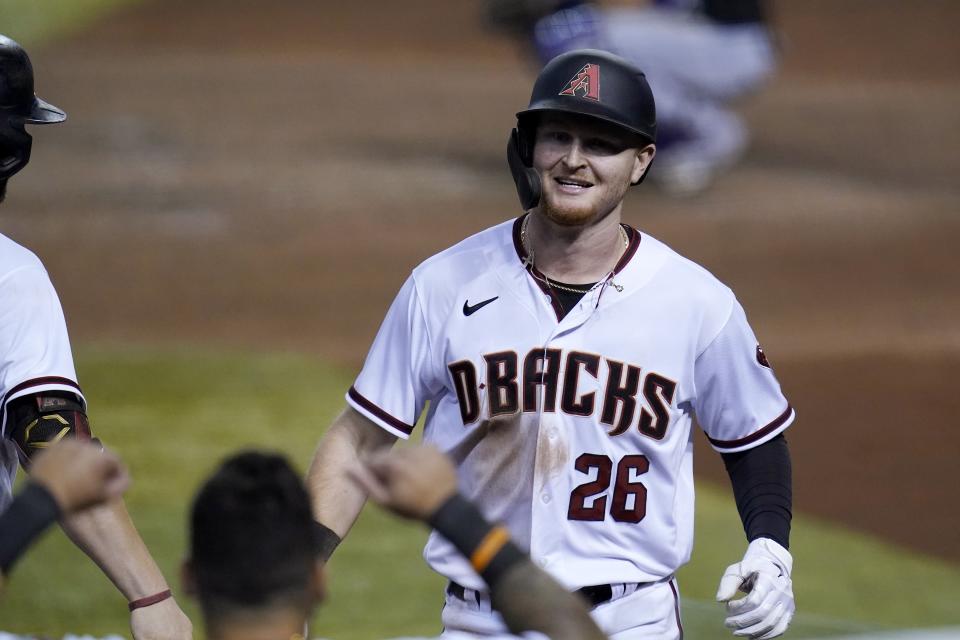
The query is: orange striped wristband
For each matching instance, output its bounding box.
[470,526,512,573]
[429,494,524,587]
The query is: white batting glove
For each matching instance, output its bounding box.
[716,538,795,639]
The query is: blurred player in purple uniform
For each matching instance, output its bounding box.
[488,0,778,195]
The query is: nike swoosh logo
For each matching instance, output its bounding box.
[463,296,499,316]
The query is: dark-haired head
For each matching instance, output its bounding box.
[183,451,324,631]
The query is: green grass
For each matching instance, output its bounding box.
[678,482,960,638]
[1,346,958,638]
[680,483,960,636]
[0,0,142,46]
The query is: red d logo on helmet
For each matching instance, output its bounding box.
[559,63,600,101]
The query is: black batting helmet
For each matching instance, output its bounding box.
[1,34,66,186]
[507,49,657,210]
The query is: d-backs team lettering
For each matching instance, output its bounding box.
[449,348,677,440]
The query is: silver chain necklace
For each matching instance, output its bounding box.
[520,215,628,294]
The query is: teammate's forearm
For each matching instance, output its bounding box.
[59,498,170,600]
[428,494,604,640]
[491,560,605,640]
[0,482,60,576]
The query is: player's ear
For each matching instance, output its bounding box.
[631,144,656,184]
[180,558,197,597]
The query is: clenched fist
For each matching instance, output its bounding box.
[349,445,458,520]
[30,439,129,513]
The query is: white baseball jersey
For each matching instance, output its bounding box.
[388,634,545,640]
[348,215,793,591]
[0,232,84,513]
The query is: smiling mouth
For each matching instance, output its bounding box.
[554,177,594,189]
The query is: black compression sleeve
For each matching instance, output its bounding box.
[0,482,61,575]
[721,434,792,549]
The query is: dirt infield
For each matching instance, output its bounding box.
[5,0,959,560]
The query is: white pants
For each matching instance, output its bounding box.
[439,577,683,639]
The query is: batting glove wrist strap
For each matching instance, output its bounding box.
[429,494,524,588]
[745,537,792,577]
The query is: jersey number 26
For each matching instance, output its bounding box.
[567,454,649,523]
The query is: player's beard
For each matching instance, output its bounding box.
[539,179,630,228]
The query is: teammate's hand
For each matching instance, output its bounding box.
[348,445,458,520]
[716,538,794,639]
[130,596,193,640]
[29,439,129,513]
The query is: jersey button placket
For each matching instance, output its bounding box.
[530,342,565,568]
[536,415,556,507]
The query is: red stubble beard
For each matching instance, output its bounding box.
[538,176,629,228]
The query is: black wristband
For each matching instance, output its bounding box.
[0,482,62,575]
[312,521,342,562]
[428,494,524,588]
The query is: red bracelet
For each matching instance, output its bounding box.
[128,589,172,611]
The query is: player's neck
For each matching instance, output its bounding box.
[524,209,628,284]
[206,608,308,640]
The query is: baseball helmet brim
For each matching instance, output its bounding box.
[516,105,654,146]
[24,96,66,124]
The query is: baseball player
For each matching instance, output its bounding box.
[487,0,778,195]
[0,34,191,637]
[185,447,604,640]
[309,49,795,639]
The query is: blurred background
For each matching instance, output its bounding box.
[0,0,958,638]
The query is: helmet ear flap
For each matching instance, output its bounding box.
[516,123,535,166]
[507,128,541,211]
[0,121,32,181]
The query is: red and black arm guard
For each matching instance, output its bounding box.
[5,391,96,468]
